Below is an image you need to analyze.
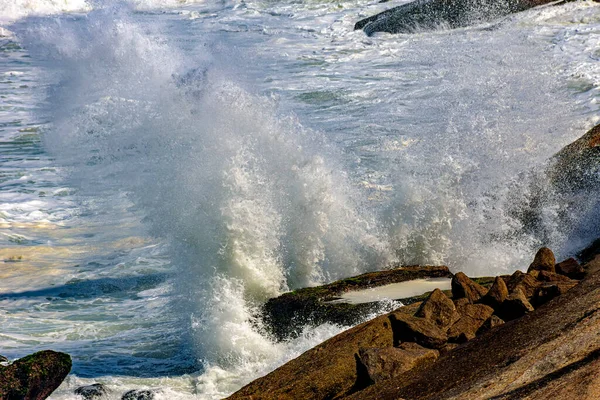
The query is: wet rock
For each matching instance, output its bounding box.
[414,288,460,330]
[555,258,585,280]
[354,0,558,36]
[527,247,556,273]
[229,312,394,399]
[451,272,488,303]
[0,350,71,400]
[478,277,508,311]
[447,304,494,343]
[122,389,155,400]
[358,344,438,383]
[498,288,534,321]
[476,315,505,336]
[505,270,540,298]
[261,265,451,340]
[75,383,108,399]
[389,312,448,349]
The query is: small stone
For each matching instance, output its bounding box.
[527,247,556,273]
[451,272,488,303]
[75,383,107,399]
[476,315,505,336]
[358,345,438,383]
[478,277,508,311]
[555,258,584,280]
[447,304,494,343]
[389,312,448,349]
[498,288,534,321]
[122,390,155,400]
[415,289,460,330]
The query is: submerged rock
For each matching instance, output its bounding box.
[354,0,557,35]
[261,265,451,340]
[122,389,155,400]
[75,383,108,399]
[0,350,71,400]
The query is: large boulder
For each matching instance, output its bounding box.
[497,288,534,321]
[505,270,540,298]
[414,288,460,330]
[527,247,556,273]
[228,312,394,399]
[555,258,585,280]
[358,344,439,383]
[389,312,448,349]
[447,303,494,343]
[477,277,508,311]
[261,265,451,340]
[0,350,71,400]
[354,0,558,36]
[451,272,488,303]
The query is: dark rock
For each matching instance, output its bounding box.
[0,350,71,400]
[261,265,451,340]
[438,342,460,354]
[75,383,107,399]
[505,270,540,298]
[122,389,155,400]
[498,288,534,321]
[354,0,558,36]
[531,282,578,308]
[478,277,508,311]
[527,247,556,273]
[555,258,585,280]
[390,312,447,349]
[535,270,576,283]
[414,288,460,330]
[228,312,394,399]
[451,272,488,303]
[447,304,494,343]
[453,297,470,310]
[476,315,505,336]
[358,344,438,383]
[0,355,8,363]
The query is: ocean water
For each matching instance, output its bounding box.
[0,0,598,398]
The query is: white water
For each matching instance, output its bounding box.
[0,0,599,398]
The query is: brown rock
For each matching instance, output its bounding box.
[476,315,505,336]
[451,272,488,303]
[358,345,438,383]
[531,282,579,308]
[478,277,508,311]
[527,247,556,273]
[228,312,394,400]
[0,350,71,400]
[536,270,575,283]
[389,312,447,349]
[438,343,460,355]
[505,270,541,298]
[447,304,494,343]
[498,288,534,321]
[555,258,585,280]
[414,289,460,330]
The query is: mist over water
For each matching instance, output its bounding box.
[1,0,599,397]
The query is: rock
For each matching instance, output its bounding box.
[354,0,558,36]
[261,265,451,340]
[122,389,155,400]
[0,356,7,364]
[0,350,71,400]
[358,345,438,383]
[228,312,394,399]
[531,282,578,308]
[438,342,460,354]
[451,272,488,303]
[536,270,576,283]
[478,277,508,311]
[453,297,470,310]
[476,315,505,336]
[389,312,448,349]
[414,289,460,330]
[346,259,600,400]
[447,304,494,343]
[527,247,556,273]
[555,258,585,280]
[505,270,540,298]
[498,288,534,321]
[75,383,108,399]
